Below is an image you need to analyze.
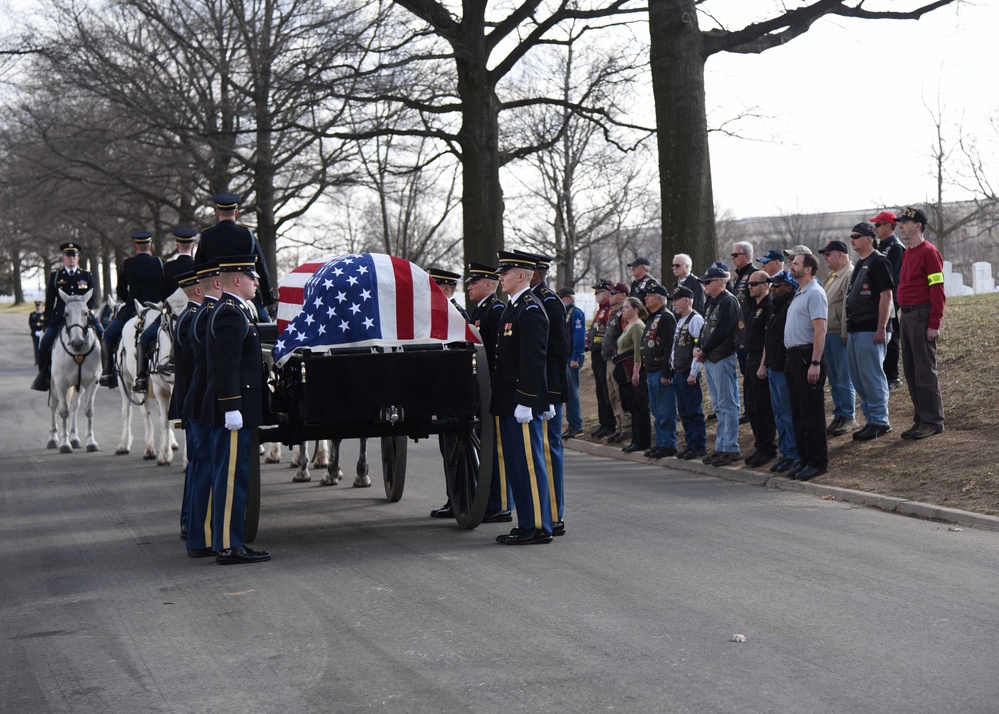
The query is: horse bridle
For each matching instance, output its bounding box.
[59,307,98,388]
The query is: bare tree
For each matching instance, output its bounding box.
[647,0,959,277]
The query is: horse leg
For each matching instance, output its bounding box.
[84,381,100,452]
[142,403,157,460]
[57,387,72,454]
[353,437,371,488]
[48,392,59,450]
[156,390,173,466]
[312,440,330,468]
[116,390,132,455]
[68,387,83,449]
[264,442,282,464]
[292,441,312,482]
[321,439,344,486]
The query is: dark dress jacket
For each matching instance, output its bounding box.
[169,300,200,420]
[161,254,195,301]
[44,268,97,328]
[117,253,164,322]
[201,294,265,429]
[470,293,505,371]
[182,295,218,423]
[533,281,570,404]
[194,220,277,304]
[489,289,549,417]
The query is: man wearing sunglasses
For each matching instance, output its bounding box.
[670,253,705,315]
[742,271,777,468]
[870,210,904,390]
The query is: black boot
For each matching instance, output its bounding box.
[132,342,148,393]
[99,342,118,389]
[31,350,50,392]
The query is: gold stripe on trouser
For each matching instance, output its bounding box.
[542,423,557,517]
[204,491,212,544]
[495,417,508,511]
[521,422,543,528]
[223,430,238,550]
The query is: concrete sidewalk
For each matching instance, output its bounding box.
[565,438,999,533]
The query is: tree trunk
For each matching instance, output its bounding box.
[455,25,504,266]
[648,0,717,275]
[12,250,24,305]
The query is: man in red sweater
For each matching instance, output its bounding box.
[895,207,945,440]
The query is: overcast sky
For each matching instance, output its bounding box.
[703,1,998,220]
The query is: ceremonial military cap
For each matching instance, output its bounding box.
[495,250,536,273]
[512,249,552,269]
[60,241,81,255]
[172,227,198,242]
[627,256,650,267]
[212,193,241,210]
[196,260,221,280]
[131,231,153,244]
[672,285,695,300]
[647,283,671,298]
[756,249,784,264]
[428,267,461,287]
[217,255,258,278]
[897,206,928,225]
[176,270,200,288]
[34,300,42,306]
[465,261,498,283]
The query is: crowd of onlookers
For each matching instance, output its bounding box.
[563,207,947,481]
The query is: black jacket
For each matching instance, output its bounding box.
[44,268,97,328]
[169,300,200,420]
[182,295,218,423]
[534,281,570,404]
[744,293,774,354]
[699,291,740,362]
[470,293,505,371]
[161,254,195,301]
[117,253,164,321]
[194,220,277,304]
[201,294,266,428]
[489,289,549,416]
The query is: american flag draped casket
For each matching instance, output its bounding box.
[267,253,486,436]
[273,253,480,367]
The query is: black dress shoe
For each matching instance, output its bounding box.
[481,509,513,523]
[785,460,805,478]
[622,443,646,453]
[132,376,148,393]
[562,429,583,440]
[908,425,943,440]
[651,446,678,458]
[180,524,188,540]
[217,546,271,564]
[187,547,215,558]
[770,457,787,472]
[30,372,50,392]
[682,448,707,461]
[496,527,553,545]
[607,431,627,444]
[552,521,565,537]
[98,373,118,389]
[794,465,829,481]
[496,527,526,543]
[429,504,454,518]
[591,427,611,438]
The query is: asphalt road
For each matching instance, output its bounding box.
[2,312,998,714]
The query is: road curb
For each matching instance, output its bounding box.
[564,438,999,532]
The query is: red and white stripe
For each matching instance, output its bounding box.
[276,255,338,333]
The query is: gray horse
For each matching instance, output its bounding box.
[48,289,101,453]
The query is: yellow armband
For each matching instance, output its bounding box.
[927,272,943,286]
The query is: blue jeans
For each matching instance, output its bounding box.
[824,333,855,419]
[672,372,706,452]
[704,354,740,453]
[565,362,583,432]
[767,368,798,460]
[847,332,891,426]
[647,369,677,449]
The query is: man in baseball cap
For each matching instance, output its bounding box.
[869,210,904,389]
[756,249,785,277]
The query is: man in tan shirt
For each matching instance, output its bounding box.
[818,240,857,436]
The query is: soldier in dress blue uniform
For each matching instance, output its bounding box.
[169,270,203,542]
[29,301,44,366]
[99,231,164,388]
[512,250,569,536]
[202,256,270,564]
[183,262,223,557]
[134,227,198,393]
[193,193,278,320]
[491,251,553,545]
[427,267,469,321]
[31,242,101,392]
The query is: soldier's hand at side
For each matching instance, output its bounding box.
[514,405,533,424]
[34,331,42,337]
[542,404,556,421]
[224,410,243,431]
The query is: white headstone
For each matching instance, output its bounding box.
[972,262,995,295]
[944,263,967,298]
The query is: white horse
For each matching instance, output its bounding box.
[115,302,178,462]
[48,289,101,454]
[264,439,371,487]
[147,291,187,466]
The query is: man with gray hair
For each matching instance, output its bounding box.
[670,253,705,315]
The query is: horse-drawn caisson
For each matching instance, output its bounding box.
[250,253,495,539]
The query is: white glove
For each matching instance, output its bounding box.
[542,404,556,421]
[224,410,243,431]
[34,331,42,337]
[514,404,533,424]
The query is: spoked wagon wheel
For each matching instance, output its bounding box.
[381,435,407,502]
[445,344,494,529]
